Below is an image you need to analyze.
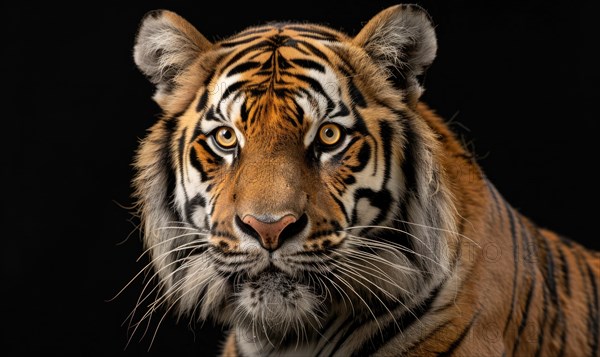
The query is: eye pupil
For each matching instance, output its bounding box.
[221,129,232,140]
[324,128,334,138]
[214,127,237,149]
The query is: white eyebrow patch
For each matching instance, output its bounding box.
[199,73,248,148]
[296,67,354,149]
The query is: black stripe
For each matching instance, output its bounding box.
[188,142,207,181]
[204,106,220,122]
[556,242,572,296]
[220,80,249,102]
[221,40,273,70]
[584,257,599,357]
[290,58,325,72]
[196,91,209,112]
[512,276,537,356]
[226,61,261,77]
[177,127,189,218]
[329,192,350,224]
[485,180,504,228]
[503,202,520,336]
[534,285,549,357]
[297,40,329,62]
[379,121,394,185]
[329,100,349,119]
[161,115,179,219]
[346,77,367,108]
[538,233,560,306]
[557,324,567,357]
[518,217,535,274]
[437,311,480,356]
[288,74,331,102]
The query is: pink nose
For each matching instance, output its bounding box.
[243,214,297,251]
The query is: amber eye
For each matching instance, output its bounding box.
[318,123,343,146]
[213,126,238,150]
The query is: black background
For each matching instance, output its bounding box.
[3,1,598,356]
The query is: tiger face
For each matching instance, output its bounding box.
[132,4,457,345]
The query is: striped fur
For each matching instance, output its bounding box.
[131,4,600,356]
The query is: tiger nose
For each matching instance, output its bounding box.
[242,214,297,251]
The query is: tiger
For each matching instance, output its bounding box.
[130,4,600,356]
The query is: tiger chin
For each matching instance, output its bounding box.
[130,4,600,357]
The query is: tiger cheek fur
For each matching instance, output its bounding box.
[132,4,600,357]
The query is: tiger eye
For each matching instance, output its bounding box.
[214,127,238,149]
[318,123,343,146]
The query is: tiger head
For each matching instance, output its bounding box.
[132,4,458,345]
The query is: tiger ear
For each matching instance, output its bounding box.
[133,10,212,108]
[354,4,437,105]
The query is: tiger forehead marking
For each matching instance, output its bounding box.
[197,25,351,142]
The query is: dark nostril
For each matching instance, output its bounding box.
[235,215,260,240]
[279,214,308,242]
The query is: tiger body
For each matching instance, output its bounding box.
[131,4,600,356]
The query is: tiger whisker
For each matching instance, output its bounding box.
[116,218,143,246]
[123,241,209,324]
[130,239,208,299]
[332,251,415,299]
[312,259,356,315]
[143,258,210,316]
[345,233,450,273]
[145,272,218,350]
[330,262,405,334]
[126,250,209,339]
[137,259,222,348]
[260,308,276,348]
[344,225,439,257]
[138,230,208,262]
[392,218,479,248]
[337,246,423,274]
[326,268,383,335]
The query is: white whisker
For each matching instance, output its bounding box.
[392,218,479,247]
[338,245,423,274]
[344,225,438,256]
[138,230,208,262]
[332,251,415,298]
[345,233,449,273]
